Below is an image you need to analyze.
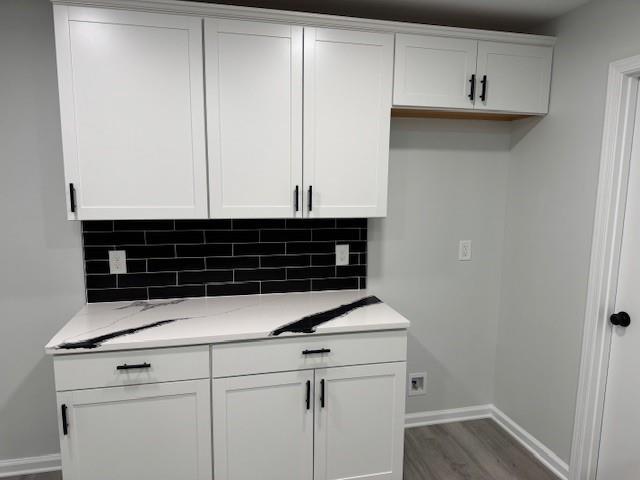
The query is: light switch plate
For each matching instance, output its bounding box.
[336,244,349,266]
[458,240,472,261]
[109,250,127,274]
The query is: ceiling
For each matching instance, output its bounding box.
[194,0,592,31]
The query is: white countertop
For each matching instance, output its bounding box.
[45,290,410,355]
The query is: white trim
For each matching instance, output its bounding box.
[404,404,493,428]
[0,454,61,478]
[50,0,555,46]
[569,55,640,480]
[492,406,570,480]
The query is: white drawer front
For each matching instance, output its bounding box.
[54,346,209,391]
[212,330,407,378]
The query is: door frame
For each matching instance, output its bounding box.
[570,54,640,480]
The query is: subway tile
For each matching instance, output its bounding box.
[311,254,336,266]
[177,244,232,257]
[261,255,310,268]
[311,277,359,291]
[178,270,233,285]
[234,243,285,256]
[312,229,360,241]
[84,247,112,261]
[360,229,367,241]
[337,265,366,277]
[118,272,176,288]
[336,218,367,228]
[261,229,311,242]
[349,253,360,265]
[82,221,114,232]
[346,241,367,253]
[124,245,175,259]
[206,256,259,270]
[360,252,367,264]
[235,268,286,282]
[207,282,260,297]
[287,241,335,254]
[146,230,204,245]
[205,230,259,243]
[233,219,286,229]
[149,285,206,300]
[148,258,204,272]
[359,277,367,289]
[83,231,145,246]
[86,274,116,289]
[285,218,336,229]
[287,266,335,280]
[262,279,311,294]
[87,288,147,303]
[85,261,110,274]
[114,220,174,231]
[175,219,232,230]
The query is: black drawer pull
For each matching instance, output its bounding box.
[306,380,311,410]
[61,404,69,435]
[116,362,151,371]
[320,379,325,408]
[302,348,331,355]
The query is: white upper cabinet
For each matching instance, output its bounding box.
[205,20,303,218]
[476,41,553,114]
[303,28,393,218]
[54,6,208,220]
[394,34,478,109]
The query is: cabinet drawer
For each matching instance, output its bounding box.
[54,346,209,391]
[212,330,407,378]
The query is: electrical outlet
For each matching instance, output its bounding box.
[408,372,427,396]
[109,250,127,274]
[458,240,472,261]
[336,244,349,266]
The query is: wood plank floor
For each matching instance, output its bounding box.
[5,419,558,480]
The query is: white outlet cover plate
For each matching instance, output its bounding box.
[336,244,349,266]
[408,372,427,396]
[109,250,127,274]
[458,240,472,261]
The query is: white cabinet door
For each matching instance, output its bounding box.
[476,41,553,114]
[57,380,212,480]
[303,28,393,218]
[314,363,406,480]
[53,6,208,220]
[212,370,314,480]
[205,20,303,218]
[393,34,478,109]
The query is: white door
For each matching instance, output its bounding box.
[205,19,303,218]
[53,6,208,220]
[476,41,552,114]
[314,362,406,480]
[57,380,212,480]
[303,28,393,218]
[393,34,478,109]
[212,370,314,480]
[596,96,640,479]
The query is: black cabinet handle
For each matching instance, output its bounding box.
[610,311,631,328]
[61,404,69,435]
[306,380,311,410]
[480,75,488,102]
[302,348,331,355]
[69,183,77,213]
[308,185,313,212]
[295,185,300,212]
[468,74,476,101]
[320,379,325,408]
[116,362,151,371]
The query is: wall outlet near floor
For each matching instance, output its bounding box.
[408,372,427,396]
[109,250,127,274]
[336,244,349,266]
[458,240,472,261]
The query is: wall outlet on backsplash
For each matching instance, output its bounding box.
[108,250,127,274]
[336,244,349,266]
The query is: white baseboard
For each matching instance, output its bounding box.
[405,404,569,480]
[491,406,569,480]
[0,454,61,478]
[404,404,493,428]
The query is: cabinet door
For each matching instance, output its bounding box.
[205,20,303,218]
[212,370,314,480]
[476,41,553,114]
[314,362,406,480]
[303,28,393,218]
[57,380,212,480]
[393,34,478,109]
[53,6,208,220]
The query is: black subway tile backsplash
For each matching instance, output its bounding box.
[83,218,367,302]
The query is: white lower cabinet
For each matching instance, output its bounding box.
[57,379,212,480]
[212,361,406,480]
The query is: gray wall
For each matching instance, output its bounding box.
[494,0,640,463]
[0,0,85,461]
[369,118,510,413]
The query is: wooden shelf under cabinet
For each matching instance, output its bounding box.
[391,108,534,122]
